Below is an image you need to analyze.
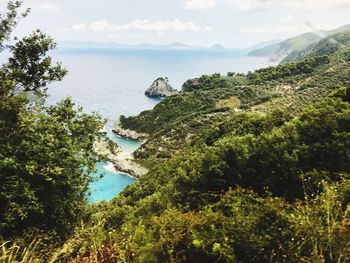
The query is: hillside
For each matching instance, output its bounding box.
[38,35,349,262]
[62,55,350,261]
[248,23,350,61]
[4,43,350,263]
[119,48,350,164]
[248,32,323,59]
[281,32,350,63]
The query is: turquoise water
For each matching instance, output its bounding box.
[46,48,267,202]
[87,161,136,203]
[111,135,142,153]
[87,137,142,203]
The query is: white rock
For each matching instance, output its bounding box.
[145,77,178,98]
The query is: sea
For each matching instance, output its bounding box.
[46,47,268,203]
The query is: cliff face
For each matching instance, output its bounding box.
[145,77,178,98]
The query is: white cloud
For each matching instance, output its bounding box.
[230,0,350,11]
[276,26,299,33]
[238,25,302,34]
[79,19,211,33]
[29,2,61,13]
[281,14,295,23]
[90,20,110,32]
[239,28,273,33]
[73,23,87,32]
[185,0,216,9]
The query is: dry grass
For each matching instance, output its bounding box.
[0,240,42,263]
[216,96,241,109]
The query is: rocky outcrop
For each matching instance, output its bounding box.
[145,77,178,98]
[112,119,148,141]
[113,152,148,178]
[94,137,148,178]
[93,138,120,160]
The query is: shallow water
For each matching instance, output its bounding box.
[87,161,136,203]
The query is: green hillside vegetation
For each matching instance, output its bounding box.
[282,32,350,63]
[248,23,350,60]
[120,46,350,162]
[248,32,323,58]
[0,0,105,242]
[50,86,350,263]
[2,2,350,262]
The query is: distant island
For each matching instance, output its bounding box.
[58,41,230,51]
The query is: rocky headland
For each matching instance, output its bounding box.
[145,77,178,98]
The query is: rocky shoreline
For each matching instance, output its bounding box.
[112,151,148,178]
[112,119,148,141]
[94,137,148,178]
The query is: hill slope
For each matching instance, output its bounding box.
[281,32,350,63]
[248,23,350,61]
[119,45,350,162]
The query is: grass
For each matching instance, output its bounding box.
[216,96,241,109]
[0,240,42,263]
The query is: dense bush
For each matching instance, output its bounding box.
[0,1,104,240]
[247,55,329,84]
[182,73,227,92]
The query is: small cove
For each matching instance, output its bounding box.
[87,135,142,203]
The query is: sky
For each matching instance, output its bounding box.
[2,0,350,48]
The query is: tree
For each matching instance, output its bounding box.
[0,1,104,239]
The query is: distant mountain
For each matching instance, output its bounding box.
[248,32,323,60]
[165,42,195,49]
[56,41,237,52]
[331,23,350,34]
[58,41,200,50]
[248,23,350,62]
[281,31,350,63]
[210,44,225,50]
[248,43,280,57]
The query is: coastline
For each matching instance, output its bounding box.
[112,151,148,178]
[112,118,149,141]
[94,136,148,179]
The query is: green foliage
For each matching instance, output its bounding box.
[248,31,323,57]
[0,239,42,263]
[282,32,350,63]
[247,56,329,84]
[91,36,350,262]
[0,1,29,51]
[7,30,67,95]
[0,1,104,240]
[182,73,227,92]
[57,180,350,262]
[65,90,350,263]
